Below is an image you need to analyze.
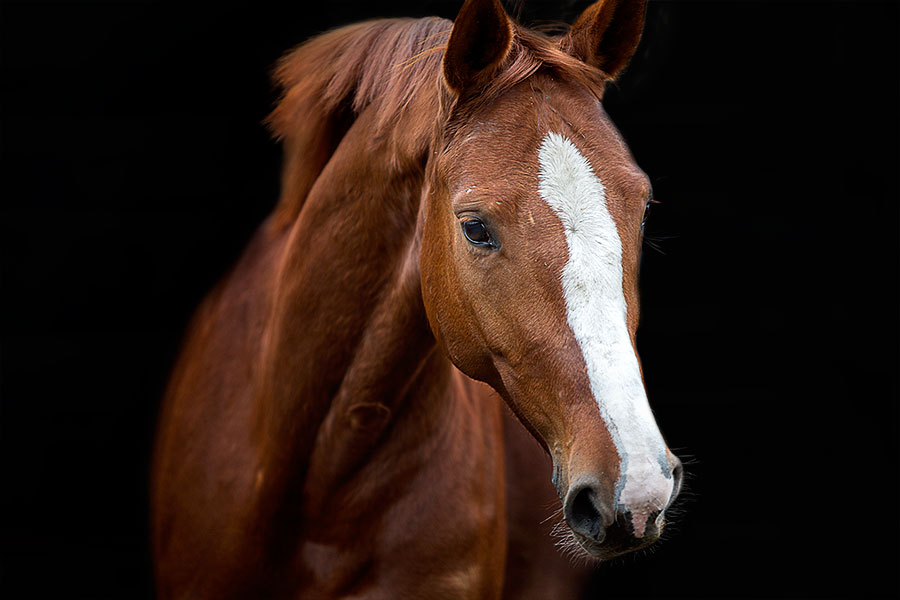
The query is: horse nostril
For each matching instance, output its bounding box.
[565,484,608,542]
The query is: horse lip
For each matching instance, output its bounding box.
[571,526,662,561]
[570,531,606,559]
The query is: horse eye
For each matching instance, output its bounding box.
[461,219,493,247]
[641,199,652,231]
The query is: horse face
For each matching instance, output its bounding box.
[419,0,681,560]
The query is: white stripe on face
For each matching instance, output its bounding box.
[537,133,672,537]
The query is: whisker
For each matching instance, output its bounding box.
[540,505,564,525]
[642,235,668,255]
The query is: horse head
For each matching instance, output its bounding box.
[420,0,682,559]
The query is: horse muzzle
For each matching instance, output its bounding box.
[561,453,683,559]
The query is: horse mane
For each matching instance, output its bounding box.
[266,17,609,228]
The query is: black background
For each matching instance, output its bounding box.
[2,1,898,598]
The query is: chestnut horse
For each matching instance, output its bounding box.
[151,0,682,597]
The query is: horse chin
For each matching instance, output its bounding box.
[570,534,607,561]
[571,522,664,561]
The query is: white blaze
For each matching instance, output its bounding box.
[537,133,672,537]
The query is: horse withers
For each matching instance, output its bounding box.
[151,0,682,597]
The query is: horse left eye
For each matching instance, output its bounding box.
[462,219,493,246]
[641,199,652,231]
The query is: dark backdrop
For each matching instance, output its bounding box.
[2,1,898,598]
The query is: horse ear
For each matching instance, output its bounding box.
[563,0,647,79]
[443,0,513,93]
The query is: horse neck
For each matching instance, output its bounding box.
[250,106,448,528]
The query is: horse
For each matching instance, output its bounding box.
[151,0,682,597]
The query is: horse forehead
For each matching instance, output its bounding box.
[534,132,644,273]
[455,114,639,191]
[448,132,636,194]
[444,85,647,221]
